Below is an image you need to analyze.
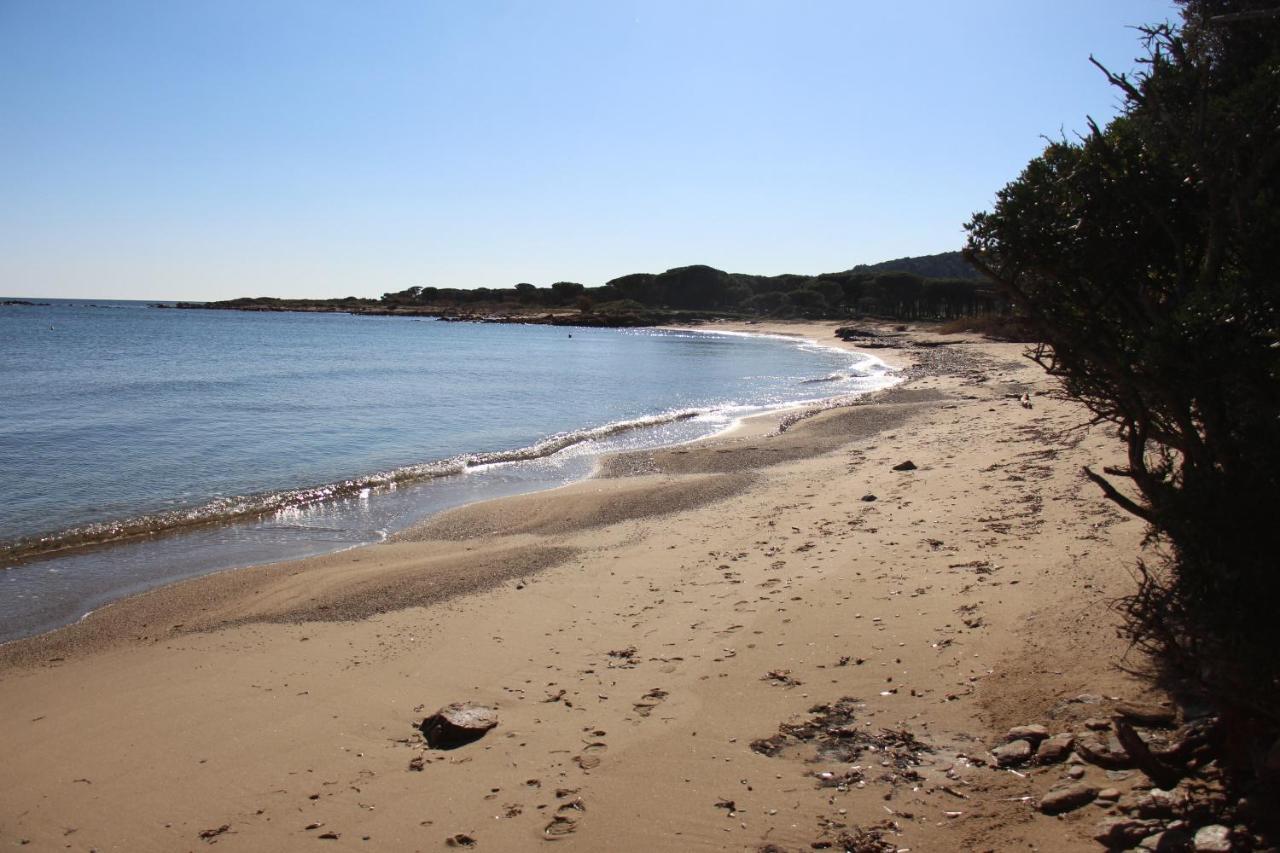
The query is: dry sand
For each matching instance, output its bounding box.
[0,321,1159,852]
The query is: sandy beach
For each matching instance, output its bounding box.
[0,322,1157,852]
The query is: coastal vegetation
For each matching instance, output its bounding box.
[966,0,1279,787]
[180,250,1005,324]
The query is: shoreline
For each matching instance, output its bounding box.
[0,321,1158,851]
[0,324,895,646]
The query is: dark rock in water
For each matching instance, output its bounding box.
[892,460,917,471]
[421,702,499,749]
[1039,783,1098,814]
[992,738,1033,766]
[1035,733,1075,764]
[1094,817,1164,848]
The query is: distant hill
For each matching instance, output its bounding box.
[189,249,1002,322]
[848,250,983,280]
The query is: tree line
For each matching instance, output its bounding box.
[379,251,1001,321]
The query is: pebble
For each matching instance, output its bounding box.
[1134,787,1184,818]
[1035,732,1075,764]
[1006,724,1049,743]
[1139,829,1192,851]
[1039,784,1098,815]
[1094,817,1163,848]
[421,703,499,750]
[1193,824,1232,852]
[1075,733,1132,769]
[991,739,1033,766]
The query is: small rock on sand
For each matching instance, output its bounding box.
[1192,824,1232,852]
[1006,724,1049,743]
[421,702,499,750]
[1139,829,1193,850]
[1113,701,1177,727]
[1094,817,1163,848]
[1075,732,1132,769]
[992,739,1033,766]
[892,460,917,471]
[1036,733,1075,764]
[1039,783,1098,815]
[1133,787,1186,818]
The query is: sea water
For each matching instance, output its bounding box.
[0,300,896,641]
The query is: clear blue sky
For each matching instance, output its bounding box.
[1,1,1177,300]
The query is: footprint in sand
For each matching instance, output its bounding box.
[632,687,669,718]
[543,814,578,839]
[573,741,608,770]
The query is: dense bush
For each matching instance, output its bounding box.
[741,291,787,314]
[965,0,1280,746]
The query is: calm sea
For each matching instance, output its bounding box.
[0,299,896,641]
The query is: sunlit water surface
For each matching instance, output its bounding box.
[0,300,896,641]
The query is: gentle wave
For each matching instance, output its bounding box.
[0,330,896,566]
[0,408,704,563]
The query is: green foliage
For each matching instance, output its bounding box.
[786,288,828,313]
[966,0,1280,732]
[741,291,787,314]
[591,299,647,314]
[514,282,538,304]
[549,281,585,306]
[849,250,984,280]
[328,253,998,320]
[601,273,657,304]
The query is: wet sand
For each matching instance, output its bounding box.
[0,320,1155,851]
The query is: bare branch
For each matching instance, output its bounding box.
[1089,55,1144,103]
[1082,466,1157,524]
